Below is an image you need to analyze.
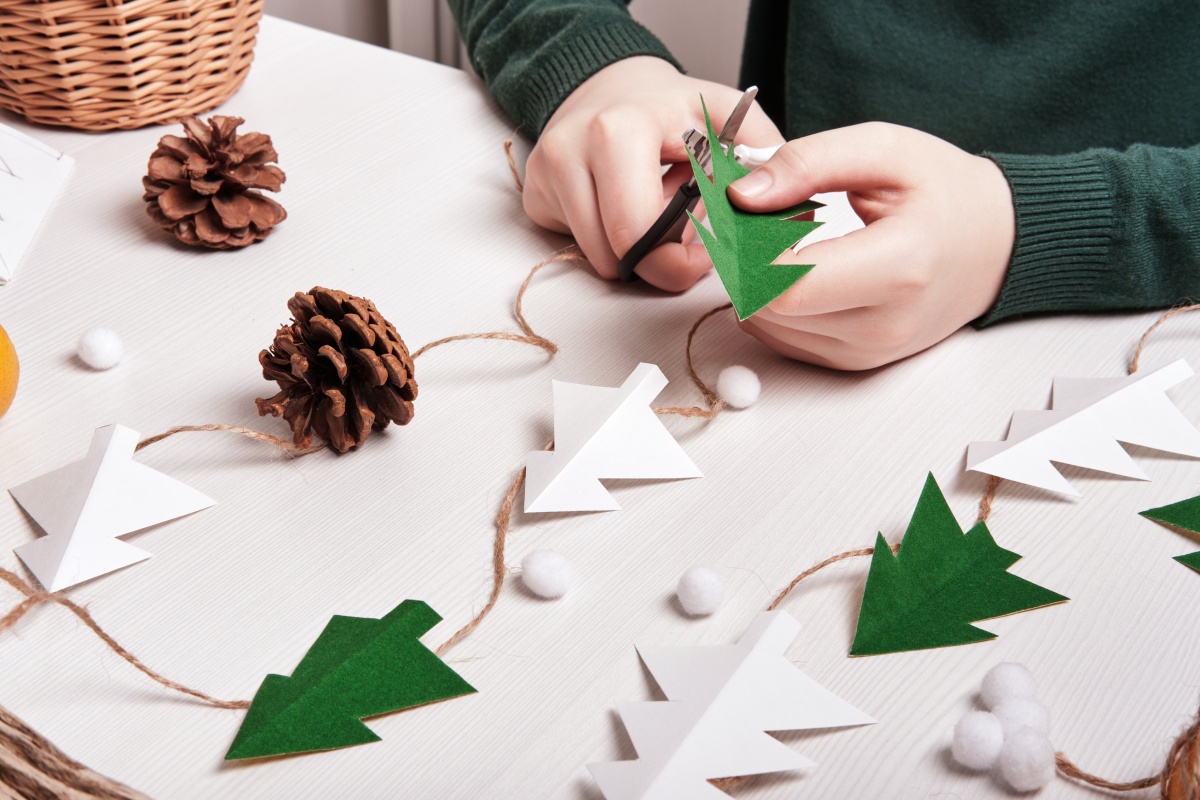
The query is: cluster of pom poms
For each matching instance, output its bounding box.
[952,662,1055,792]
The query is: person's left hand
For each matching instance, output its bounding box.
[728,122,1016,370]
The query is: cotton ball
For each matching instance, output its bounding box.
[716,366,760,409]
[520,550,571,599]
[676,566,724,616]
[980,662,1037,709]
[951,711,1005,771]
[992,698,1051,737]
[996,727,1056,792]
[77,327,123,370]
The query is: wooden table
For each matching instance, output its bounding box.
[1,16,1196,799]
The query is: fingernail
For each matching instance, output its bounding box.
[731,168,772,198]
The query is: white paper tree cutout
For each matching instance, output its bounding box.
[588,611,875,799]
[9,424,216,591]
[967,359,1200,496]
[524,363,702,512]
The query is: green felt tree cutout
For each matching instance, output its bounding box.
[686,98,823,320]
[850,473,1068,656]
[226,600,476,760]
[1139,495,1200,574]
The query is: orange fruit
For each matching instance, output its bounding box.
[0,324,18,419]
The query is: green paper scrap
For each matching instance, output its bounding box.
[850,473,1068,656]
[686,97,823,320]
[1139,496,1200,574]
[226,600,476,760]
[1176,551,1200,573]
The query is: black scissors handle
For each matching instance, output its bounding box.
[617,181,702,282]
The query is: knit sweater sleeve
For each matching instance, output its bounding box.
[976,144,1200,325]
[446,0,681,137]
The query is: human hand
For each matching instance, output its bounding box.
[728,123,1015,370]
[524,56,783,291]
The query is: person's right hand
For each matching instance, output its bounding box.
[524,56,783,291]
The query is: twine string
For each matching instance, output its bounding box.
[434,440,551,657]
[503,138,524,194]
[1,249,578,714]
[135,424,324,455]
[410,247,578,360]
[435,300,733,656]
[0,567,248,710]
[4,227,1200,793]
[1129,302,1200,375]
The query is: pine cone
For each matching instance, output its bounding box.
[142,115,286,249]
[256,288,417,453]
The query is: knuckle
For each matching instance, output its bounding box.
[774,141,815,185]
[590,107,629,145]
[891,262,936,296]
[535,129,572,171]
[862,121,905,154]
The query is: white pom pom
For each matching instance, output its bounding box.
[996,727,1056,792]
[716,366,760,409]
[951,711,1005,771]
[676,566,724,616]
[520,550,572,599]
[992,698,1051,737]
[77,327,123,370]
[980,662,1037,709]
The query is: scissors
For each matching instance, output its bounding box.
[616,86,759,282]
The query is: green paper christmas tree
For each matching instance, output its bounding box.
[850,474,1068,656]
[687,98,823,320]
[226,600,476,760]
[1139,495,1200,574]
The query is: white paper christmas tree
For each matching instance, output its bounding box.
[10,424,216,590]
[967,359,1200,495]
[525,363,702,512]
[588,611,875,799]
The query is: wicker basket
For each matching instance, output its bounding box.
[0,0,264,131]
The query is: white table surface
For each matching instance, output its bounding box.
[1,16,1197,800]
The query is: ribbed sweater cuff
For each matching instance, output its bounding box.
[974,151,1116,326]
[516,24,680,136]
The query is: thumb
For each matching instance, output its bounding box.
[728,122,915,212]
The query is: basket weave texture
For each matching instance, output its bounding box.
[0,0,264,131]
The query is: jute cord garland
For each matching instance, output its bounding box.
[3,147,1199,796]
[0,234,732,796]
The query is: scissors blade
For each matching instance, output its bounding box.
[682,86,759,184]
[716,85,758,147]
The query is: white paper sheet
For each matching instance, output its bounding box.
[524,363,702,513]
[967,359,1200,496]
[588,611,875,799]
[0,123,73,284]
[9,424,216,591]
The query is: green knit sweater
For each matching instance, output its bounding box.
[448,0,1200,324]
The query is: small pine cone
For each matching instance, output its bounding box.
[142,115,286,249]
[256,288,417,453]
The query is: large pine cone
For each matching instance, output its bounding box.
[256,288,417,453]
[142,115,286,249]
